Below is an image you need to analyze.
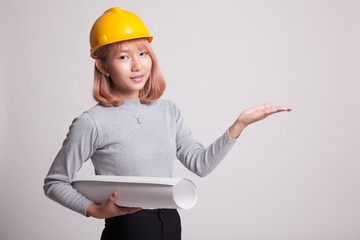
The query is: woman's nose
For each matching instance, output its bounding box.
[131,57,142,72]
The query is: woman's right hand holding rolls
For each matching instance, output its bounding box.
[86,192,142,219]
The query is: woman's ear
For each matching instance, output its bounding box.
[95,59,108,76]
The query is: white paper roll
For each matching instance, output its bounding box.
[72,175,198,209]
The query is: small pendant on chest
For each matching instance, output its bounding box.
[136,118,141,124]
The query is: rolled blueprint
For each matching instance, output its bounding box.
[72,175,198,209]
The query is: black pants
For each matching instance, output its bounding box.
[101,209,181,240]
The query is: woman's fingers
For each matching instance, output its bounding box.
[110,192,142,215]
[239,103,292,125]
[86,192,142,219]
[271,105,292,113]
[109,192,119,202]
[263,102,273,109]
[261,103,291,114]
[229,103,292,139]
[117,206,143,215]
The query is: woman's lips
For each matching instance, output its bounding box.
[130,75,144,82]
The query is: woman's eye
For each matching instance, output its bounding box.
[140,52,147,56]
[119,55,128,60]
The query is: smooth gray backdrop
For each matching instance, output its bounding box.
[1,0,359,239]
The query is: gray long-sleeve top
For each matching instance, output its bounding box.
[44,98,237,216]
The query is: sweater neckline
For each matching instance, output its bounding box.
[122,98,142,106]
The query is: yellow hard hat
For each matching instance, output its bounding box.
[89,7,153,59]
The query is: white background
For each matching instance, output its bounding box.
[1,0,359,239]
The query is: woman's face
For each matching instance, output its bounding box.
[105,40,152,99]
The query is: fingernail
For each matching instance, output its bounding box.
[287,109,292,112]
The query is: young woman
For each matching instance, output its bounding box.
[44,7,291,240]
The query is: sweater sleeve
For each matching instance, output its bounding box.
[43,112,98,216]
[174,105,237,177]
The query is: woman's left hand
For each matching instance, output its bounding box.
[229,103,292,139]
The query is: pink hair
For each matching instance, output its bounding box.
[93,38,166,107]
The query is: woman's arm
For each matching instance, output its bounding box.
[175,102,291,177]
[229,103,291,139]
[43,113,98,216]
[44,112,143,218]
